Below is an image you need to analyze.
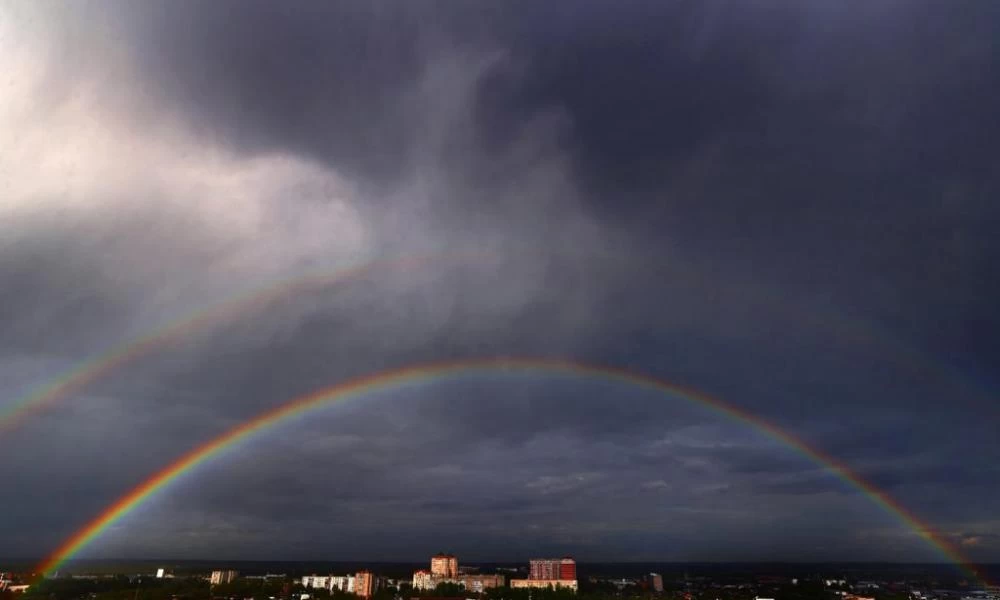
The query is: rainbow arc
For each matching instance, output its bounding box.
[36,358,986,585]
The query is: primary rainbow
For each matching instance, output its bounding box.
[37,358,984,583]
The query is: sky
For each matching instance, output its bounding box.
[1,0,998,564]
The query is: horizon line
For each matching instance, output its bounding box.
[9,557,998,566]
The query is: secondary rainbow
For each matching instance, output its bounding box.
[37,358,985,583]
[4,248,993,437]
[0,254,430,434]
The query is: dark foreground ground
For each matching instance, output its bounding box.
[1,559,996,600]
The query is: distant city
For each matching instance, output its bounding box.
[2,557,998,600]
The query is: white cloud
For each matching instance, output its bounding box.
[0,5,374,331]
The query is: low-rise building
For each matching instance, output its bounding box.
[413,572,505,593]
[302,576,332,590]
[301,574,358,593]
[511,579,578,592]
[457,574,506,593]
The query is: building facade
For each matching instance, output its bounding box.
[300,574,357,592]
[560,559,576,581]
[511,579,579,592]
[430,554,458,579]
[457,574,506,593]
[331,576,355,593]
[354,571,376,598]
[412,571,434,591]
[529,558,576,581]
[210,571,239,585]
[301,576,331,590]
[515,557,576,593]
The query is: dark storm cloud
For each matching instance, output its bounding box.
[0,228,134,355]
[1,0,999,564]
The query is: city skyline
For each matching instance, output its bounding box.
[8,559,996,600]
[1,0,998,566]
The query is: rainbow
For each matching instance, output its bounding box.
[36,358,984,582]
[3,248,992,438]
[0,254,429,434]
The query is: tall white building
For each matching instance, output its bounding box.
[330,575,356,593]
[412,571,434,591]
[210,571,239,585]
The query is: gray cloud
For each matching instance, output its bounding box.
[1,0,998,565]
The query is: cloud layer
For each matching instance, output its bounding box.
[1,0,998,564]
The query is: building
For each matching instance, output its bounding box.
[649,573,664,593]
[560,558,577,581]
[529,558,576,581]
[210,571,239,585]
[511,579,578,592]
[415,574,507,593]
[530,559,558,580]
[302,576,332,590]
[431,554,458,579]
[417,553,465,590]
[515,557,576,593]
[301,574,359,593]
[457,575,506,593]
[331,576,356,593]
[355,571,377,598]
[413,571,434,591]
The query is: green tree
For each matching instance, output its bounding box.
[430,583,465,597]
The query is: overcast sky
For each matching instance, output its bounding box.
[1,0,998,565]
